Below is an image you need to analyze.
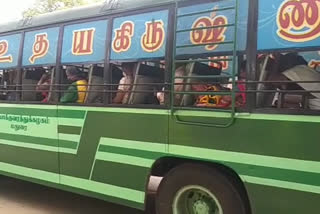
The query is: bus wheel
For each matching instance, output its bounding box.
[155,164,247,214]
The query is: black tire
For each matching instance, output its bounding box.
[156,164,247,214]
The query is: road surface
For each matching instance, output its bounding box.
[0,175,144,214]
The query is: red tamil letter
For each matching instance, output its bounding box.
[0,40,13,63]
[141,20,165,53]
[72,28,96,55]
[112,21,135,53]
[29,33,50,64]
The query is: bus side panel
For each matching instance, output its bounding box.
[245,183,320,214]
[58,107,168,210]
[0,105,59,183]
[168,112,320,214]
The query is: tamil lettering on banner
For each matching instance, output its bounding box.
[191,8,228,51]
[110,10,168,60]
[29,33,50,64]
[277,0,320,42]
[72,28,96,55]
[141,20,165,52]
[0,40,13,63]
[112,21,134,53]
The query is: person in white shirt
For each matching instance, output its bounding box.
[113,63,135,104]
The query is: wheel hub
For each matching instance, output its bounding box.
[193,200,211,214]
[173,185,223,214]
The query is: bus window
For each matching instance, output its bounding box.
[255,52,320,111]
[173,56,245,110]
[21,67,55,103]
[0,70,18,101]
[60,65,88,104]
[85,64,104,104]
[112,61,165,106]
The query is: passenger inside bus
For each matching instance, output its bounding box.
[257,52,320,109]
[22,67,47,102]
[129,62,164,105]
[156,63,189,106]
[218,61,247,108]
[112,62,135,104]
[4,70,18,101]
[112,61,163,105]
[36,71,52,103]
[60,66,88,104]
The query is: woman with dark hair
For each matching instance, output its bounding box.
[60,66,88,103]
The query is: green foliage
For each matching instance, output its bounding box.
[23,0,103,18]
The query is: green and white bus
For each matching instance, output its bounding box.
[0,0,319,213]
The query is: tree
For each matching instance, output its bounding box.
[23,0,103,18]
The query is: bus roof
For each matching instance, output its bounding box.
[0,0,180,34]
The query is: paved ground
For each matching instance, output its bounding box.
[0,176,144,214]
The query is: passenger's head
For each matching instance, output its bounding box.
[66,66,81,81]
[121,62,135,76]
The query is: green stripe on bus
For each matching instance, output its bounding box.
[242,175,320,195]
[0,132,77,150]
[0,161,144,204]
[59,140,78,150]
[58,118,85,127]
[58,109,86,119]
[0,132,59,147]
[58,105,169,115]
[98,145,164,160]
[99,138,320,174]
[174,110,320,123]
[99,137,166,153]
[58,125,82,135]
[0,107,86,119]
[0,107,57,117]
[60,175,145,204]
[96,152,155,168]
[59,134,81,143]
[0,139,58,152]
[226,161,320,187]
[97,143,320,187]
[169,145,320,174]
[59,148,77,154]
[0,161,59,183]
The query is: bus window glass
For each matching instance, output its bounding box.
[0,69,18,101]
[254,52,320,111]
[110,10,168,106]
[256,0,320,112]
[21,67,55,102]
[173,0,247,110]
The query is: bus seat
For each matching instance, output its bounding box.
[128,74,155,104]
[86,75,104,104]
[22,78,38,101]
[179,62,223,106]
[128,63,160,105]
[179,63,195,106]
[283,65,320,99]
